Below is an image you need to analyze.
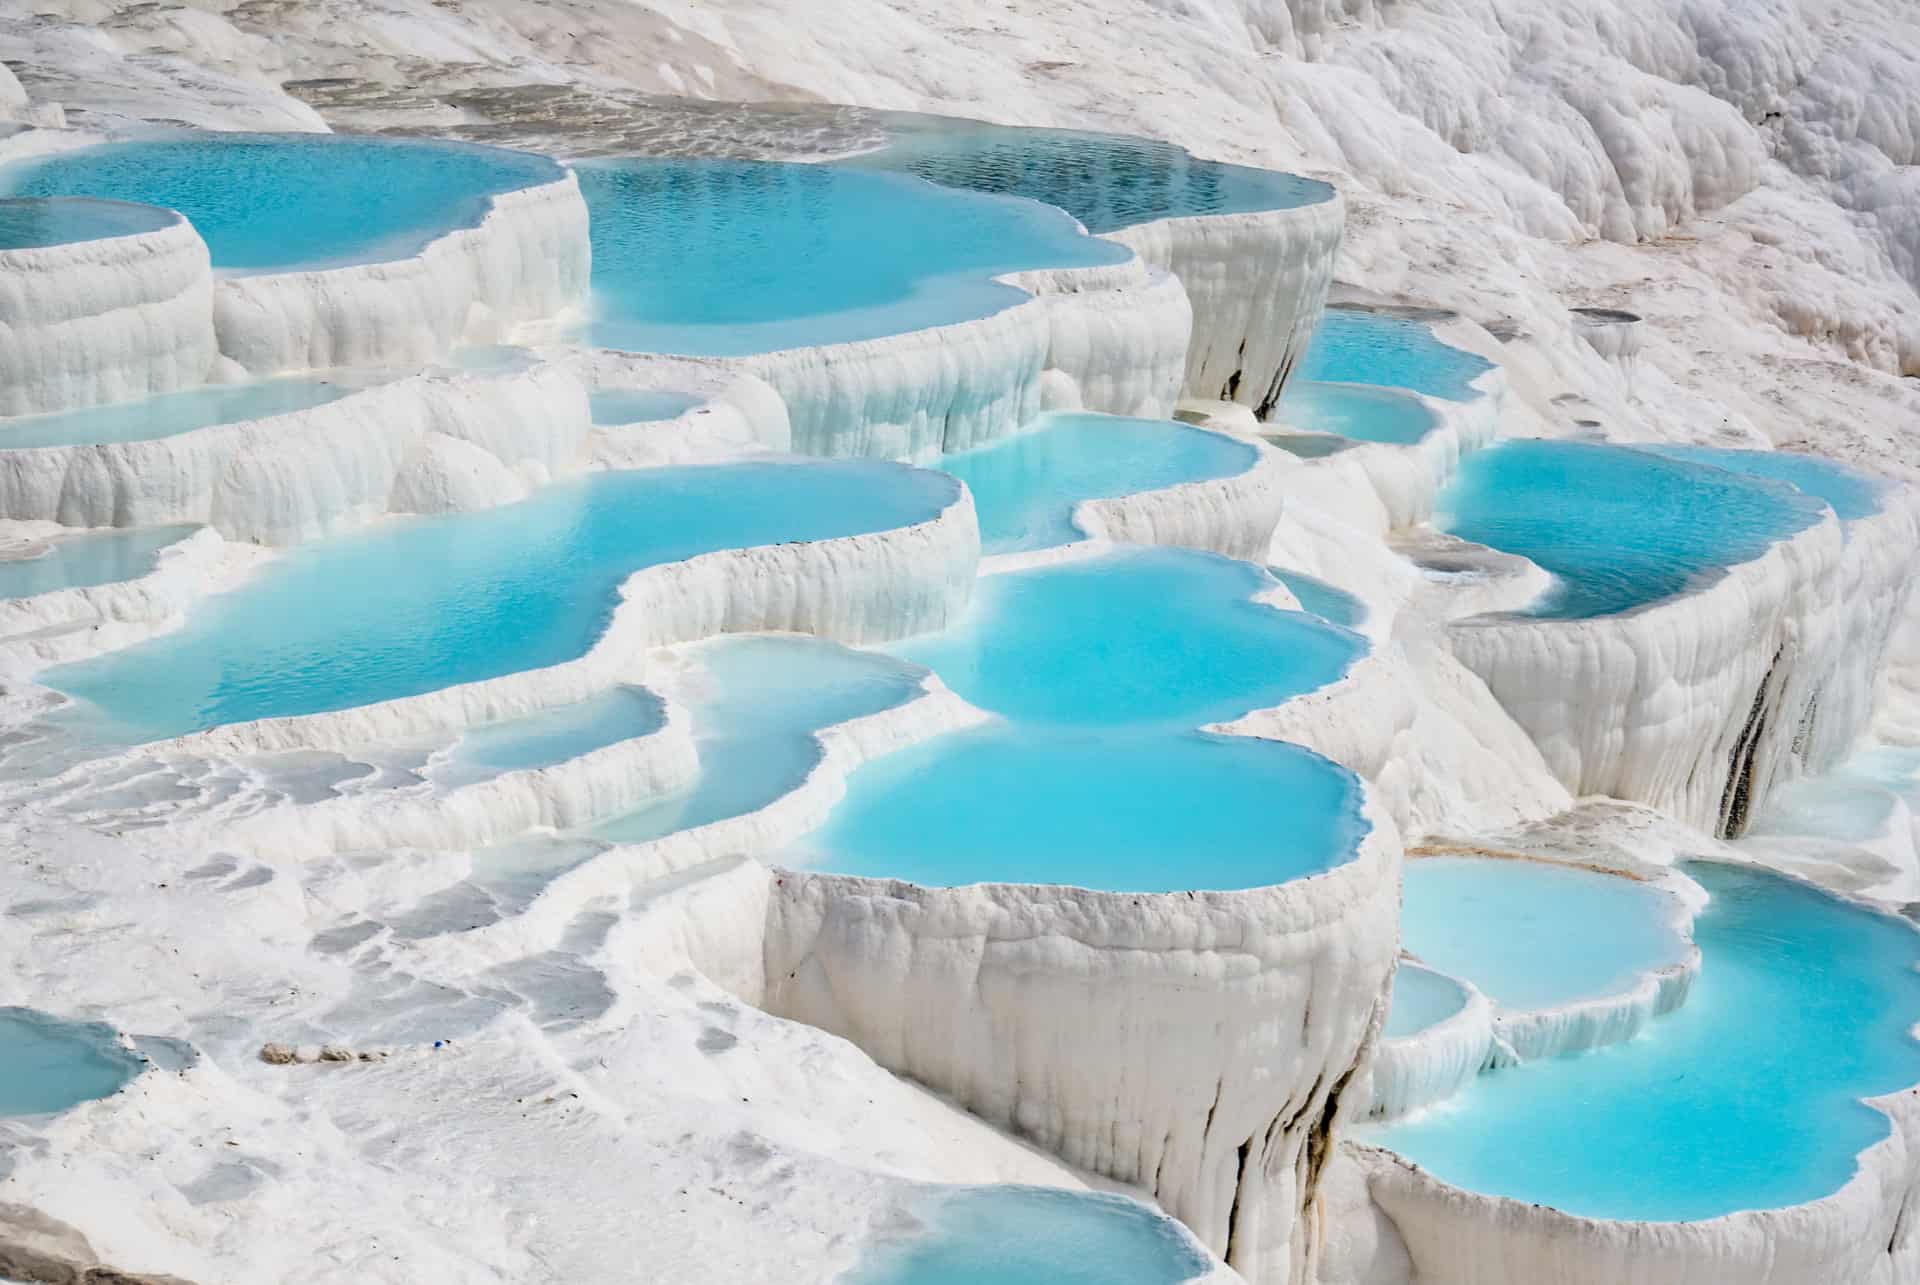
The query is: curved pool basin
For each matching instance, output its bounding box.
[0,525,198,600]
[0,376,363,449]
[1385,961,1475,1040]
[429,686,666,789]
[0,195,179,250]
[1275,380,1439,445]
[0,1007,144,1117]
[938,412,1257,553]
[589,389,703,425]
[577,156,1128,356]
[3,134,564,272]
[1268,568,1366,629]
[1641,445,1887,523]
[1295,308,1493,403]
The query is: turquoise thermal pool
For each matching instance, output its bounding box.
[853,112,1333,233]
[0,525,196,600]
[1385,962,1474,1040]
[1294,308,1493,402]
[429,687,667,789]
[1368,862,1920,1220]
[1269,568,1366,629]
[46,461,958,740]
[0,1008,144,1117]
[842,1186,1212,1285]
[937,412,1257,553]
[0,196,177,250]
[0,377,361,449]
[791,548,1370,892]
[1438,439,1827,619]
[576,156,1129,356]
[589,389,703,425]
[1275,380,1439,445]
[1400,856,1690,1012]
[1643,445,1888,522]
[2,134,563,271]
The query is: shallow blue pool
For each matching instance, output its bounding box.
[856,112,1332,233]
[2,134,562,272]
[1269,568,1366,629]
[1368,862,1920,1220]
[939,412,1256,553]
[577,156,1128,356]
[1275,381,1439,445]
[1385,962,1473,1040]
[589,389,703,425]
[0,377,360,449]
[1642,445,1886,522]
[842,1185,1212,1285]
[1438,440,1827,618]
[0,1008,144,1116]
[594,635,925,845]
[48,462,957,740]
[0,525,196,600]
[895,548,1362,729]
[431,687,665,789]
[0,195,177,250]
[1295,309,1493,403]
[1402,857,1690,1012]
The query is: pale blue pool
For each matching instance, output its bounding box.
[842,1185,1212,1285]
[1295,309,1493,403]
[1385,962,1473,1040]
[1269,568,1366,629]
[0,1008,144,1117]
[1642,445,1887,522]
[47,462,958,740]
[0,377,361,449]
[589,389,703,425]
[577,156,1129,356]
[1368,863,1920,1220]
[1275,381,1438,445]
[856,112,1333,233]
[939,412,1256,553]
[0,195,177,250]
[895,548,1362,729]
[3,134,563,272]
[1438,440,1827,618]
[1401,857,1690,1012]
[594,635,924,845]
[430,687,665,789]
[0,525,197,600]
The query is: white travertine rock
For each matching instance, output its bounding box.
[1360,965,1495,1122]
[572,353,792,467]
[1074,429,1289,562]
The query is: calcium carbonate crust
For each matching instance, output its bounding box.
[571,352,792,467]
[1072,426,1290,562]
[1360,964,1494,1122]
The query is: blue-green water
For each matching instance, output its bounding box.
[577,156,1128,356]
[1642,445,1887,522]
[1295,309,1493,403]
[0,1008,143,1116]
[1276,381,1439,445]
[47,462,957,740]
[1438,440,1827,618]
[0,196,176,250]
[856,112,1332,233]
[3,134,562,271]
[431,687,666,789]
[1368,862,1920,1220]
[1386,962,1473,1040]
[589,389,703,425]
[0,378,358,448]
[938,413,1256,553]
[1402,857,1690,1012]
[0,525,197,600]
[843,1186,1212,1285]
[1269,568,1366,629]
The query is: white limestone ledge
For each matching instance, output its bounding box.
[212,172,590,375]
[1074,427,1290,563]
[0,523,221,650]
[1361,963,1495,1122]
[0,355,592,546]
[1446,480,1920,837]
[0,201,217,418]
[571,351,791,466]
[1107,188,1344,419]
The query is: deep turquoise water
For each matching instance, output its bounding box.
[842,1186,1212,1285]
[47,462,957,740]
[431,687,666,789]
[1643,445,1887,522]
[3,134,562,271]
[589,389,703,425]
[1438,440,1827,618]
[1401,857,1690,1012]
[1275,381,1439,445]
[576,156,1128,356]
[1368,862,1920,1220]
[0,526,197,600]
[1385,962,1473,1040]
[0,377,359,448]
[938,412,1256,553]
[1295,309,1493,403]
[1269,568,1366,629]
[0,196,176,249]
[0,1008,143,1116]
[594,635,925,845]
[857,112,1332,233]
